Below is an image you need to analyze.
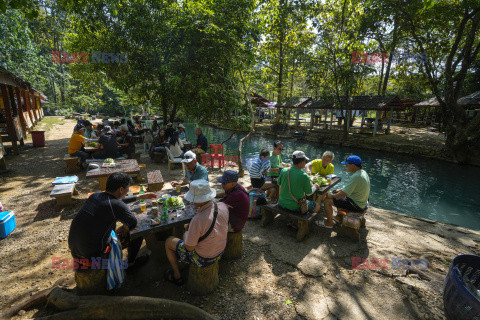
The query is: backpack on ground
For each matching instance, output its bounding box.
[248,188,267,219]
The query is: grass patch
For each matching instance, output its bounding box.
[33,117,66,132]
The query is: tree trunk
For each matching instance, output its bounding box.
[36,288,218,320]
[238,70,256,177]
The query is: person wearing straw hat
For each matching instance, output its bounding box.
[177,123,186,141]
[164,180,229,285]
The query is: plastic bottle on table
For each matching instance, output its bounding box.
[139,184,145,202]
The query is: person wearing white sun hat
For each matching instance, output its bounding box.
[164,180,228,286]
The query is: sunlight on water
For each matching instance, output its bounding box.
[185,124,480,230]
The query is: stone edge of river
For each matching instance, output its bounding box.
[205,121,480,167]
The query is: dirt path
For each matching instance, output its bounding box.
[1,117,479,319]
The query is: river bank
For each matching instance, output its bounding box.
[1,117,479,319]
[206,120,480,166]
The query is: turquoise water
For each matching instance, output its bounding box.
[184,124,480,230]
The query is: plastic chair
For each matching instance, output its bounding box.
[209,144,225,168]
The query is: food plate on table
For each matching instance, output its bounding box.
[311,175,329,186]
[165,196,185,209]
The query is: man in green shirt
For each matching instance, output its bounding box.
[321,155,370,228]
[278,151,320,214]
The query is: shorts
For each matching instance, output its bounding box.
[333,197,365,212]
[280,200,317,213]
[251,178,265,189]
[175,240,222,268]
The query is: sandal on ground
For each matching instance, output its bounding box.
[164,269,184,286]
[316,220,334,229]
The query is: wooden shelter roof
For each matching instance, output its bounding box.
[0,66,47,101]
[276,97,312,109]
[457,91,480,106]
[347,95,405,111]
[304,98,335,109]
[413,97,441,107]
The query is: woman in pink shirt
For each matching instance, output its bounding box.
[165,180,228,285]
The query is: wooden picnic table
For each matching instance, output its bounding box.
[86,159,140,190]
[129,186,195,239]
[84,146,100,153]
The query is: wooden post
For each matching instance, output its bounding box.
[295,108,300,126]
[387,106,394,133]
[373,110,379,137]
[188,261,219,295]
[14,87,28,137]
[0,85,19,155]
[361,111,365,128]
[330,109,333,129]
[310,109,315,129]
[23,89,34,128]
[223,231,243,260]
[346,108,351,131]
[30,90,38,123]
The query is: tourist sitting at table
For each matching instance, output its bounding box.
[177,123,186,141]
[277,151,320,215]
[164,180,228,285]
[68,124,91,165]
[82,121,94,139]
[216,170,250,233]
[68,173,156,274]
[113,121,121,134]
[118,125,135,158]
[165,122,175,139]
[170,151,209,186]
[91,124,104,139]
[126,120,137,135]
[192,128,208,157]
[263,141,288,199]
[249,148,271,189]
[93,126,119,159]
[149,129,169,160]
[168,131,184,158]
[321,155,370,228]
[305,151,335,176]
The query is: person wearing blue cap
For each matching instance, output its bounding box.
[216,170,250,233]
[320,155,370,228]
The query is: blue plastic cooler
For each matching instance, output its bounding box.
[0,211,16,239]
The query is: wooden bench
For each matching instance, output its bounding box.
[188,260,219,295]
[64,155,80,173]
[50,183,78,206]
[334,210,367,242]
[223,231,242,260]
[147,170,164,192]
[260,204,318,241]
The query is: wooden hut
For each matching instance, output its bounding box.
[0,66,46,156]
[346,95,405,136]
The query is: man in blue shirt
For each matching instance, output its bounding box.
[171,151,209,187]
[193,128,208,156]
[249,149,271,188]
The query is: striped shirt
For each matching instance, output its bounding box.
[249,157,271,179]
